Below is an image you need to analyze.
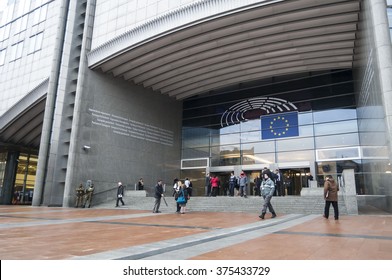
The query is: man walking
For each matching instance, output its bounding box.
[115,182,125,207]
[259,172,277,219]
[153,179,164,213]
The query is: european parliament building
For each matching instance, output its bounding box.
[1,0,392,213]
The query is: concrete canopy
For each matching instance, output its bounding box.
[0,79,48,151]
[87,0,360,100]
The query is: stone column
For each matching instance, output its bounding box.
[371,1,392,190]
[341,169,358,215]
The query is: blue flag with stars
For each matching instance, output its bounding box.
[261,112,299,140]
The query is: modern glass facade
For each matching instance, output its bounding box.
[0,0,56,116]
[13,154,37,205]
[0,0,391,212]
[181,69,390,196]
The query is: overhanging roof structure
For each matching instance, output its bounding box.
[87,0,360,100]
[0,79,48,150]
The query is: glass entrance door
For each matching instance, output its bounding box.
[280,168,311,196]
[12,153,37,205]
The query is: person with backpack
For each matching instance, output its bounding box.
[176,180,189,214]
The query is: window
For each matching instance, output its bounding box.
[0,48,6,65]
[32,4,48,25]
[316,147,360,161]
[15,0,31,18]
[10,41,24,61]
[13,15,28,34]
[28,32,43,54]
[0,24,11,42]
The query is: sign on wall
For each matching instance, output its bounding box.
[89,108,174,146]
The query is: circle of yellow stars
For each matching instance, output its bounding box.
[269,116,290,136]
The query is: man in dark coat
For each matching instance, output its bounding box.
[153,179,164,213]
[115,181,125,207]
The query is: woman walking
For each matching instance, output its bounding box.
[323,175,339,220]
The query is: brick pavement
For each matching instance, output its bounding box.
[0,205,391,260]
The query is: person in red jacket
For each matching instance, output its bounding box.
[210,174,220,197]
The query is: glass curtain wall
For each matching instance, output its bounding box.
[352,0,391,197]
[181,70,374,195]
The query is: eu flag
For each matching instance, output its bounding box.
[261,112,299,140]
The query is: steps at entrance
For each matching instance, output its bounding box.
[96,195,348,215]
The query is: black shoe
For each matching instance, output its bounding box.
[335,217,339,220]
[323,215,328,219]
[271,213,277,218]
[259,213,265,219]
[115,205,119,207]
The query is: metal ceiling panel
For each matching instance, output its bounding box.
[87,0,360,100]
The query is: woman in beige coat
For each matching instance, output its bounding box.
[323,175,339,220]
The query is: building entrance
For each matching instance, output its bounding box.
[244,168,311,196]
[11,154,37,205]
[280,168,311,196]
[209,171,231,196]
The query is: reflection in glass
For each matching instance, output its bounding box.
[313,109,357,124]
[240,131,261,143]
[299,125,314,137]
[315,133,359,149]
[314,120,358,136]
[276,137,314,152]
[242,153,275,165]
[182,147,209,158]
[277,150,314,163]
[298,112,313,125]
[240,119,260,131]
[241,141,275,154]
[317,147,360,160]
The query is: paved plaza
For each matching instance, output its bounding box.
[0,205,391,260]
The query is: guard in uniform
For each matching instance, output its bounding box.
[75,183,85,208]
[83,183,94,208]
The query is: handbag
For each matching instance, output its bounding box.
[176,190,186,204]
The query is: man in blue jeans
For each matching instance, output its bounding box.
[239,171,248,198]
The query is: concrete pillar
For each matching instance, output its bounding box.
[341,169,358,215]
[370,1,392,213]
[371,1,392,188]
[63,0,97,207]
[33,0,70,206]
